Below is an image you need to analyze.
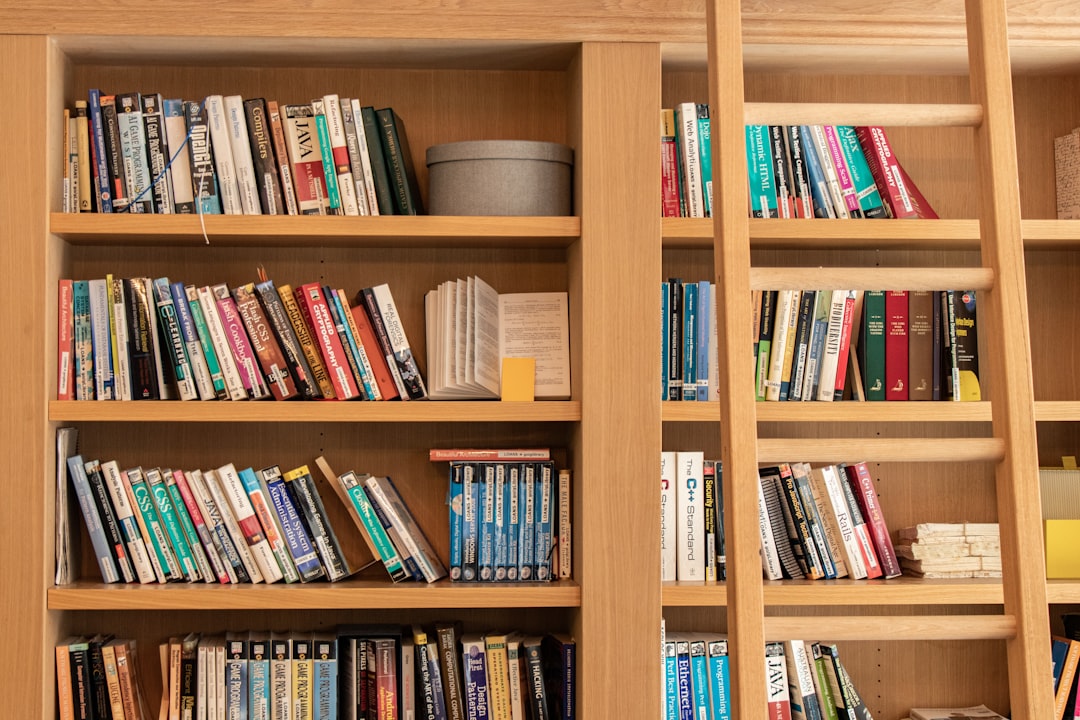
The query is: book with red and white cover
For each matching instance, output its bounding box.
[58,279,75,400]
[295,282,360,400]
[660,109,680,218]
[349,303,399,401]
[215,463,283,583]
[765,641,793,720]
[843,461,901,578]
[282,104,329,215]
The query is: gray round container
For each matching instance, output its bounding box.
[426,140,574,216]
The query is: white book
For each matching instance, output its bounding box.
[215,463,284,583]
[109,277,132,401]
[163,99,195,210]
[675,450,705,581]
[660,451,677,582]
[222,95,262,215]
[676,102,704,218]
[809,124,850,219]
[186,469,239,584]
[505,633,527,720]
[757,478,784,580]
[371,282,428,400]
[812,465,867,579]
[765,289,796,401]
[364,475,447,583]
[196,639,209,720]
[100,460,157,583]
[87,278,114,400]
[815,289,850,402]
[205,95,243,214]
[349,98,381,216]
[213,637,228,720]
[765,642,791,712]
[784,640,818,720]
[339,98,370,214]
[202,468,265,583]
[321,94,360,216]
[269,634,292,720]
[195,285,247,401]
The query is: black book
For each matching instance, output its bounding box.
[756,290,777,401]
[359,106,396,215]
[140,93,174,214]
[522,636,550,720]
[283,465,351,581]
[184,100,222,214]
[757,467,804,580]
[769,125,796,218]
[179,633,198,719]
[375,107,425,214]
[784,125,814,218]
[124,278,161,400]
[87,635,114,720]
[68,639,95,720]
[787,290,816,402]
[244,98,286,215]
[254,278,320,400]
[82,459,136,583]
[542,634,575,720]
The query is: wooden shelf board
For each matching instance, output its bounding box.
[663,218,982,250]
[764,614,1016,641]
[1046,580,1080,604]
[49,400,582,423]
[1023,219,1080,249]
[663,400,992,423]
[1035,401,1080,422]
[49,213,581,248]
[48,579,581,610]
[663,577,1006,607]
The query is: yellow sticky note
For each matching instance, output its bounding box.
[501,357,535,401]
[1045,520,1080,578]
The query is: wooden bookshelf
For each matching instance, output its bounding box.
[5,2,1080,719]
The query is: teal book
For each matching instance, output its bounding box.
[836,125,888,219]
[311,100,342,214]
[125,465,179,581]
[707,637,730,720]
[339,470,408,582]
[696,104,712,217]
[860,290,886,400]
[745,124,777,218]
[184,284,227,398]
[146,466,199,581]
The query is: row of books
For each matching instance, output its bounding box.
[752,288,981,403]
[659,451,725,582]
[660,631,874,720]
[1052,613,1080,720]
[662,104,938,220]
[63,443,445,585]
[661,280,718,402]
[441,456,571,583]
[56,624,576,720]
[56,274,427,402]
[61,91,423,216]
[758,461,901,581]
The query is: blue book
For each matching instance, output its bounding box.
[72,280,94,400]
[804,291,831,402]
[680,282,697,401]
[493,464,509,581]
[461,463,479,581]
[226,634,250,720]
[478,464,496,581]
[675,639,694,720]
[505,464,521,581]
[664,640,679,720]
[707,638,731,720]
[461,634,490,720]
[66,455,120,583]
[799,125,836,218]
[688,638,710,720]
[86,89,113,212]
[312,633,337,720]
[661,281,670,401]
[248,633,271,720]
[534,462,554,582]
[695,281,711,402]
[262,466,324,583]
[448,464,464,581]
[745,125,777,218]
[326,288,375,400]
[519,464,536,581]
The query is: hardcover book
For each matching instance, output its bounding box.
[376,107,425,214]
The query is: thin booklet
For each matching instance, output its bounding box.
[425,275,570,400]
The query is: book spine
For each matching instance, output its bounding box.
[350,302,400,400]
[675,102,704,218]
[660,451,678,582]
[146,467,200,581]
[282,104,328,215]
[277,283,336,399]
[707,639,731,720]
[798,124,835,217]
[217,463,285,583]
[680,281,697,401]
[675,451,705,581]
[213,283,271,399]
[141,93,174,214]
[765,289,795,401]
[777,463,825,579]
[99,94,131,211]
[284,465,351,580]
[270,636,293,720]
[296,283,360,400]
[885,290,909,401]
[265,100,299,215]
[755,290,775,400]
[57,279,75,400]
[349,99,381,215]
[203,468,264,583]
[854,125,911,219]
[764,642,792,720]
[184,99,223,214]
[188,469,245,583]
[769,124,796,218]
[534,463,555,582]
[794,463,843,578]
[822,124,862,217]
[87,278,115,400]
[170,280,217,400]
[124,278,161,399]
[312,635,337,720]
[507,464,522,581]
[370,283,427,399]
[844,462,900,578]
[461,463,479,581]
[907,290,934,400]
[108,275,132,401]
[448,465,465,581]
[324,286,371,400]
[745,125,778,217]
[195,285,247,400]
[836,125,888,218]
[100,460,157,583]
[831,290,857,401]
[172,469,230,584]
[310,99,342,214]
[808,124,849,219]
[67,457,122,582]
[784,125,815,218]
[116,92,153,213]
[340,472,407,581]
[366,475,447,582]
[951,290,982,401]
[339,98,371,214]
[376,107,424,214]
[360,106,397,214]
[239,466,299,583]
[233,282,299,401]
[166,469,216,583]
[87,90,113,212]
[321,94,360,215]
[222,94,262,215]
[494,465,510,582]
[478,465,496,581]
[205,94,242,214]
[252,279,320,400]
[127,466,181,580]
[162,98,195,213]
[815,290,848,402]
[72,281,95,399]
[263,467,325,582]
[860,290,886,400]
[335,288,380,400]
[183,285,227,398]
[660,109,680,218]
[249,635,271,720]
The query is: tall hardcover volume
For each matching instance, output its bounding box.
[360,106,397,215]
[376,107,425,214]
[884,290,909,401]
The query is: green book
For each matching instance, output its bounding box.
[145,467,199,581]
[376,107,425,215]
[339,470,408,582]
[125,465,178,581]
[184,285,226,398]
[861,290,886,400]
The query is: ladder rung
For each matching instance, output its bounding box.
[756,438,1005,463]
[744,102,984,128]
[749,267,994,292]
[763,614,1015,641]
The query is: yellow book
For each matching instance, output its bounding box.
[277,283,336,399]
[1045,520,1080,578]
[484,632,512,720]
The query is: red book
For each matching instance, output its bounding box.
[57,279,75,400]
[854,126,938,219]
[294,283,360,400]
[660,109,680,218]
[832,290,856,401]
[843,461,901,578]
[232,282,299,401]
[349,304,400,401]
[885,290,908,401]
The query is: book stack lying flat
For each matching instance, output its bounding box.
[895,523,1001,579]
[906,704,1007,720]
